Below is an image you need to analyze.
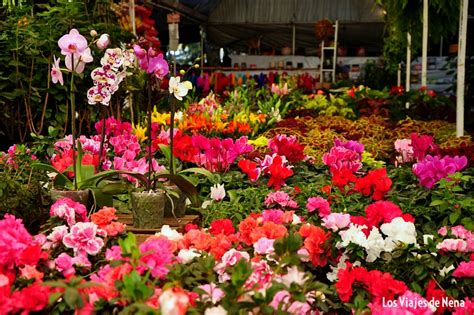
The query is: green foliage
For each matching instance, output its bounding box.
[376,0,460,71]
[0,0,134,143]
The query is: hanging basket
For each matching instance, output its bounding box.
[315,19,334,42]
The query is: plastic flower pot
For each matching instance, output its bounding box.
[164,184,187,218]
[51,189,91,209]
[130,191,165,229]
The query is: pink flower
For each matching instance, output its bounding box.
[55,253,75,275]
[245,260,273,289]
[264,191,298,209]
[51,55,64,85]
[50,197,88,226]
[322,213,351,231]
[323,140,362,173]
[451,225,473,240]
[87,84,112,106]
[58,28,87,55]
[96,34,110,50]
[262,209,285,224]
[198,283,225,304]
[438,226,448,236]
[253,237,275,255]
[219,249,250,267]
[138,238,174,279]
[105,245,123,261]
[452,297,474,315]
[306,197,331,218]
[0,214,33,269]
[46,225,69,247]
[452,261,474,278]
[270,290,291,310]
[394,139,414,165]
[62,222,105,256]
[436,239,468,252]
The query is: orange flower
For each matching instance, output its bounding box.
[103,221,126,237]
[91,207,117,227]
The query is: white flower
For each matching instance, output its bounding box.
[423,234,434,245]
[291,214,302,225]
[201,200,212,209]
[279,266,308,287]
[175,110,184,120]
[205,305,227,315]
[364,227,386,262]
[327,253,349,282]
[156,225,183,241]
[178,249,201,264]
[380,217,417,251]
[210,183,226,201]
[169,76,192,100]
[269,107,282,122]
[338,224,368,249]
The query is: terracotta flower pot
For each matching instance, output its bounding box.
[130,191,165,229]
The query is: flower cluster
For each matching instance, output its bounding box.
[412,155,468,189]
[267,134,306,164]
[87,48,135,105]
[354,168,392,200]
[323,139,364,173]
[238,154,294,190]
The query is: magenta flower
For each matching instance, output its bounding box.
[306,196,331,218]
[51,56,64,85]
[412,155,468,189]
[262,209,285,224]
[55,253,75,276]
[138,238,174,279]
[87,84,112,106]
[322,146,362,173]
[0,214,33,269]
[148,53,169,79]
[452,261,474,278]
[62,222,105,256]
[411,133,438,161]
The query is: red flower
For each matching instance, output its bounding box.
[365,200,403,229]
[411,133,438,161]
[184,223,198,232]
[209,219,235,236]
[335,262,357,302]
[331,167,356,191]
[267,155,293,190]
[238,159,260,182]
[18,244,48,266]
[425,279,450,314]
[355,168,392,200]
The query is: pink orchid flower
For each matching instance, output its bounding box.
[148,53,169,79]
[58,29,88,55]
[51,56,64,85]
[65,47,93,74]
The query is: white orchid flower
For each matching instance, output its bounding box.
[169,76,192,101]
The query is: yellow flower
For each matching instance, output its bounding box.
[248,136,268,147]
[151,106,170,125]
[133,123,147,142]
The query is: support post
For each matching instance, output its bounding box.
[421,0,428,87]
[200,26,204,75]
[292,23,296,56]
[456,0,469,137]
[406,32,411,92]
[397,63,401,87]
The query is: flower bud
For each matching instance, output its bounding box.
[96,34,110,50]
[194,64,200,68]
[179,69,186,75]
[90,30,98,37]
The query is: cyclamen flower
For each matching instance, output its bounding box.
[411,133,438,161]
[354,168,392,200]
[412,155,468,189]
[62,222,105,256]
[266,155,294,190]
[268,134,305,164]
[323,142,362,173]
[210,183,226,201]
[50,198,88,226]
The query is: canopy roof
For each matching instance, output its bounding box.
[152,0,385,54]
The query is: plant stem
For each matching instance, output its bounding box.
[169,96,175,175]
[98,106,106,169]
[147,81,152,191]
[70,54,77,190]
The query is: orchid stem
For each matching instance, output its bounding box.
[98,106,106,170]
[70,54,77,190]
[147,81,153,191]
[169,96,175,175]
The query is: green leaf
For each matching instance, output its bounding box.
[429,199,445,207]
[157,173,201,207]
[449,211,461,224]
[31,162,71,186]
